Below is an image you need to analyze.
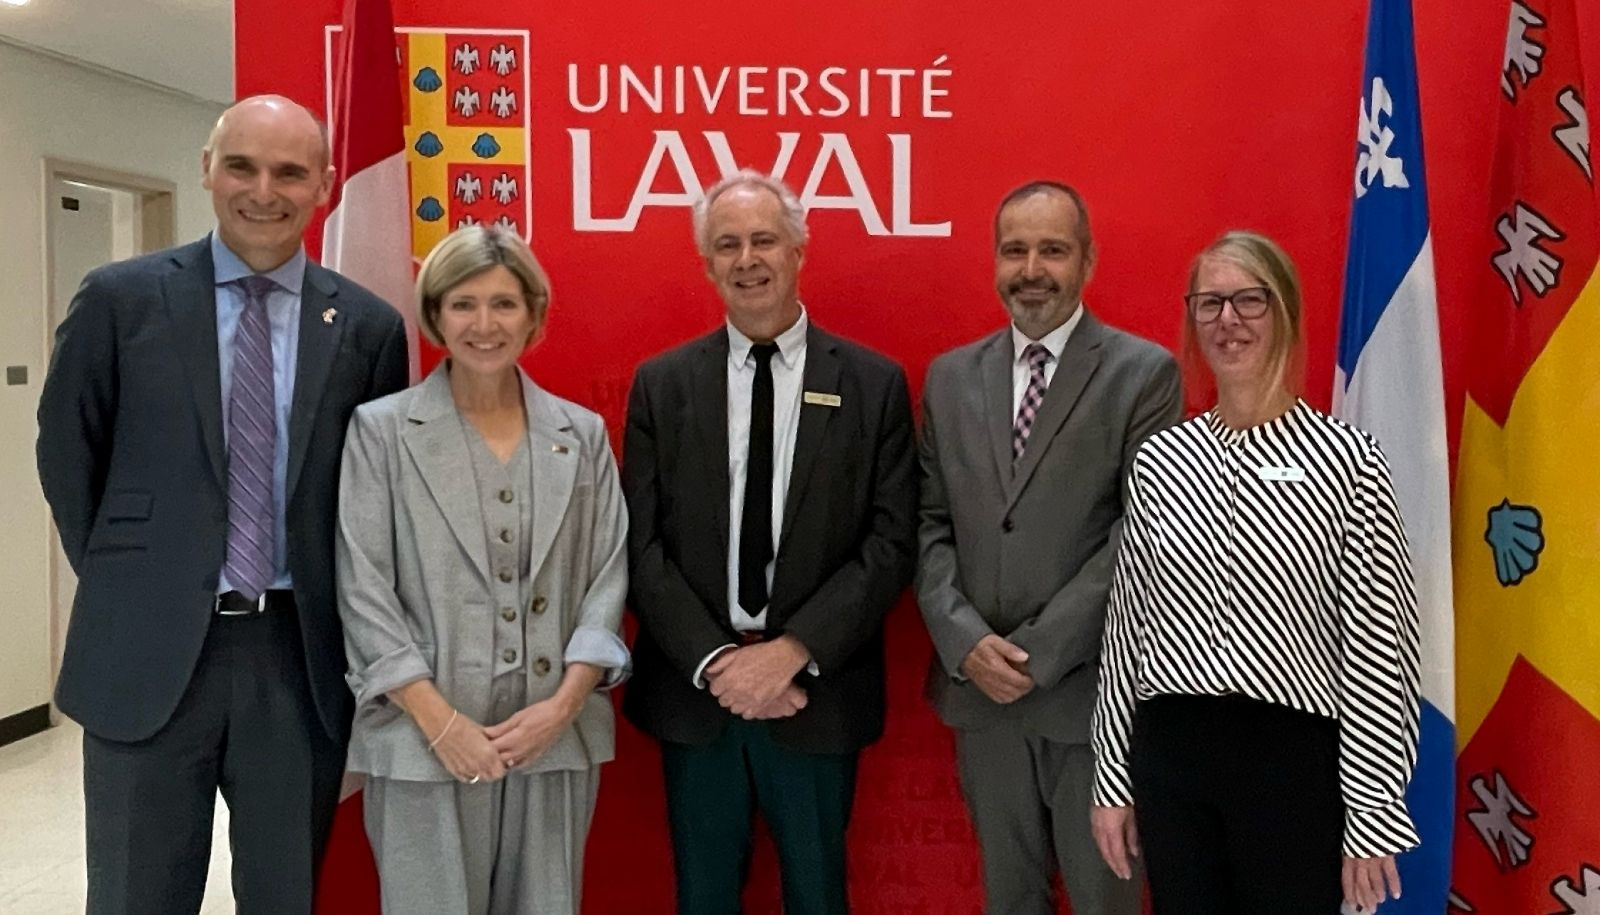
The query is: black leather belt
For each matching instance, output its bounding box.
[214,589,294,617]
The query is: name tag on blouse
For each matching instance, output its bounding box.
[1256,465,1306,483]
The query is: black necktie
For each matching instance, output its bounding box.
[739,343,779,615]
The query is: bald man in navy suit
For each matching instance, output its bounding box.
[37,95,408,915]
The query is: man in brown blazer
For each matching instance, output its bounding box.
[916,181,1181,915]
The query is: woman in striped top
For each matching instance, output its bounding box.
[1088,231,1421,914]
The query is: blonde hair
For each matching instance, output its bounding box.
[415,225,551,347]
[1183,230,1303,387]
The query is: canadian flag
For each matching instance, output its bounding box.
[322,0,418,381]
[316,3,410,910]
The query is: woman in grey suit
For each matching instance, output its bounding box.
[336,225,629,914]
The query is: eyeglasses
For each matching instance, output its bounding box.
[1184,287,1272,324]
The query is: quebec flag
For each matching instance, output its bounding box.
[1333,0,1455,910]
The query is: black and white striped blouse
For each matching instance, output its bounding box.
[1090,400,1421,858]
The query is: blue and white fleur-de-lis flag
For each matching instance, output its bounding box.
[1334,0,1454,909]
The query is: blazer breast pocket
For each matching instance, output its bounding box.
[322,349,376,405]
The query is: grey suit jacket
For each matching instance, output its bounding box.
[37,237,409,743]
[916,310,1180,743]
[336,365,628,781]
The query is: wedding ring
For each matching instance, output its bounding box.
[467,774,481,784]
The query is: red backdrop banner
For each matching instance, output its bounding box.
[230,1,1600,911]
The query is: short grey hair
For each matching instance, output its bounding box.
[692,169,808,255]
[415,225,551,347]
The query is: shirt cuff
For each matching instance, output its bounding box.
[564,625,632,690]
[934,619,994,682]
[1342,795,1421,858]
[344,644,433,708]
[693,644,738,689]
[1091,759,1134,808]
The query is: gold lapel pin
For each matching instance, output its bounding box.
[322,308,337,325]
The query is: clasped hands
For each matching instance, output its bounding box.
[404,686,582,786]
[705,634,811,720]
[961,633,1034,704]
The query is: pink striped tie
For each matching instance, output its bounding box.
[1011,342,1052,467]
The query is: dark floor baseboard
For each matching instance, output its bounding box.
[0,704,50,748]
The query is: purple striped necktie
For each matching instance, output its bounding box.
[1011,342,1053,467]
[222,275,278,600]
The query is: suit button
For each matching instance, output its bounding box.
[499,489,514,503]
[1002,518,1014,533]
[498,569,513,583]
[498,528,513,543]
[501,607,517,622]
[533,657,552,676]
[531,596,547,614]
[502,648,518,663]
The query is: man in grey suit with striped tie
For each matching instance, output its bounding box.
[37,95,408,914]
[915,181,1181,915]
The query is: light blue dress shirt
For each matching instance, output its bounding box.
[211,232,303,592]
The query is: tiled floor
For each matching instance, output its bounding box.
[0,720,236,914]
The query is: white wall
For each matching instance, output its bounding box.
[0,41,223,723]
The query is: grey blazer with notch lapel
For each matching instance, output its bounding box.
[336,365,629,781]
[916,310,1181,743]
[37,236,410,744]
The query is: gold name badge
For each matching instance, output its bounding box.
[803,391,842,408]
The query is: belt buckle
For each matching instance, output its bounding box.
[215,591,268,616]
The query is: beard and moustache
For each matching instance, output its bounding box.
[1005,277,1065,314]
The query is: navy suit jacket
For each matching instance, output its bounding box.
[37,237,409,743]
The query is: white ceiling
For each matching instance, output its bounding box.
[0,0,233,104]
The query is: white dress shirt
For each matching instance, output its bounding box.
[691,309,813,688]
[1009,303,1084,415]
[725,310,809,629]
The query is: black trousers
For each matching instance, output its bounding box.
[82,599,345,915]
[1130,694,1344,915]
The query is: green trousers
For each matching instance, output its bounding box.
[660,719,858,914]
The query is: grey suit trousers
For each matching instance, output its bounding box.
[363,671,599,915]
[954,725,1141,915]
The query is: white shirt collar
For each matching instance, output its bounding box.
[1011,302,1084,365]
[727,306,809,371]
